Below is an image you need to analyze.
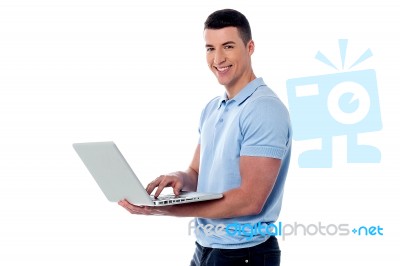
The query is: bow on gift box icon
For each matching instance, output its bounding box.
[286,39,382,168]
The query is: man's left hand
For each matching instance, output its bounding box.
[118,199,171,216]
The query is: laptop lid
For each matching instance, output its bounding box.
[73,141,154,206]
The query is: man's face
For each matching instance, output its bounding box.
[204,27,254,92]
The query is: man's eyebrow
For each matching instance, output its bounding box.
[205,41,236,48]
[222,41,236,46]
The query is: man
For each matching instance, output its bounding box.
[119,9,292,265]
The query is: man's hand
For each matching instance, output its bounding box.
[118,144,201,217]
[118,199,172,215]
[146,173,184,198]
[117,173,185,215]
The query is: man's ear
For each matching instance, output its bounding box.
[247,40,255,56]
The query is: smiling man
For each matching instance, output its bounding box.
[205,26,255,99]
[119,9,292,265]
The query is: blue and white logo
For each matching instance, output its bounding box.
[286,39,382,168]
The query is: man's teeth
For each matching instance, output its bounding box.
[217,66,230,71]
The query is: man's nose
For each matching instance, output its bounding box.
[213,49,226,65]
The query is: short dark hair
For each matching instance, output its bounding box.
[204,9,252,45]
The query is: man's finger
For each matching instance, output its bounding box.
[146,176,162,194]
[173,183,183,196]
[154,182,167,198]
[153,176,173,198]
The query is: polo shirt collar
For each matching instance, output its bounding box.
[217,77,265,109]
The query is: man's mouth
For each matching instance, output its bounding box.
[215,65,232,73]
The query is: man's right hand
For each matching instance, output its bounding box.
[146,144,200,199]
[146,173,185,198]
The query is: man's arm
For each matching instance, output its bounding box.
[119,154,281,219]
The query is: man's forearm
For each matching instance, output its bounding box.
[119,182,269,219]
[163,187,264,219]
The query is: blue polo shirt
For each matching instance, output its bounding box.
[195,77,292,248]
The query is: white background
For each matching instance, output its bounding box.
[1,0,399,265]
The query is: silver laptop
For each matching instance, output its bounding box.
[73,141,223,206]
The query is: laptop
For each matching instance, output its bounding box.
[72,141,223,206]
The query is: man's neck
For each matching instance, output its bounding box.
[225,72,257,99]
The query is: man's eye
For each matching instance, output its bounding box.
[206,48,214,52]
[224,45,233,49]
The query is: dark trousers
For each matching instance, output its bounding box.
[189,236,280,266]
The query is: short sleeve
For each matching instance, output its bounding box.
[239,96,291,159]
